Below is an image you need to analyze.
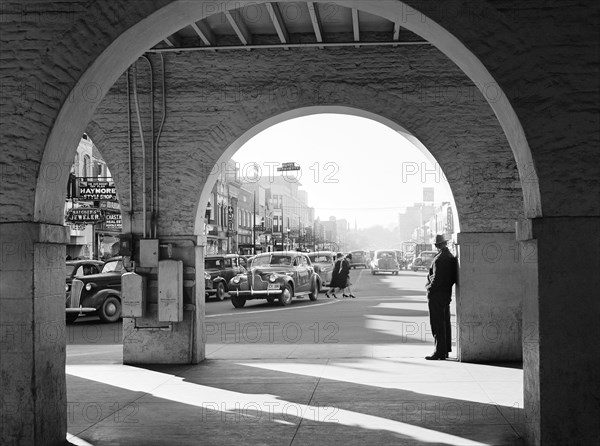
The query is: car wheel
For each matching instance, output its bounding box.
[98,296,121,323]
[215,282,226,301]
[279,284,293,306]
[66,313,78,324]
[371,270,375,275]
[309,278,318,301]
[231,296,246,308]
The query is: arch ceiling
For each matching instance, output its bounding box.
[151,2,429,52]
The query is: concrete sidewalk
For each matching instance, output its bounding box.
[66,343,526,446]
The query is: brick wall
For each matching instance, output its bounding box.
[90,45,523,235]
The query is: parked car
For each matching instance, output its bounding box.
[307,251,336,289]
[411,251,437,272]
[65,259,104,294]
[204,254,246,300]
[349,250,370,269]
[371,250,400,275]
[66,256,126,323]
[228,251,319,308]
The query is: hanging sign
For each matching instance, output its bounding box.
[104,213,122,230]
[446,207,454,234]
[79,181,117,201]
[277,162,301,172]
[66,208,104,224]
[227,206,234,232]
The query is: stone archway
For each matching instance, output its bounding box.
[34,0,541,225]
[8,1,559,445]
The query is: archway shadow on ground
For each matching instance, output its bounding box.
[66,359,525,446]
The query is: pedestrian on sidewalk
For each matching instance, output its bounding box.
[425,235,457,360]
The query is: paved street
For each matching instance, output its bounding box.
[64,269,526,446]
[67,268,455,360]
[202,268,456,360]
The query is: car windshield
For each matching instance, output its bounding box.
[421,252,436,260]
[377,251,395,259]
[309,255,332,263]
[101,260,123,273]
[252,255,292,267]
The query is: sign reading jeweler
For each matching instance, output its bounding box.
[66,208,104,224]
[79,181,117,201]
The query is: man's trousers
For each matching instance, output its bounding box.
[427,295,452,356]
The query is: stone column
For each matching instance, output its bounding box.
[523,217,600,445]
[122,235,205,364]
[456,232,527,362]
[1,222,70,446]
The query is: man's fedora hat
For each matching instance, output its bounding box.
[434,234,448,245]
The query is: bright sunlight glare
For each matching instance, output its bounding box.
[232,114,453,229]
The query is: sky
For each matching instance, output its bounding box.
[231,114,453,230]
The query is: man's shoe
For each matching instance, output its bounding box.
[425,353,446,360]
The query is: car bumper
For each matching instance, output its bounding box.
[229,288,283,297]
[65,307,96,314]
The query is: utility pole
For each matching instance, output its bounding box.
[252,190,256,255]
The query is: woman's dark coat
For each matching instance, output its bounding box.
[330,258,350,288]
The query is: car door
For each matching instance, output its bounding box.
[222,258,234,282]
[297,255,312,291]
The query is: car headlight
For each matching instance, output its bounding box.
[204,272,211,280]
[65,284,70,292]
[232,276,241,284]
[85,283,94,291]
[269,274,277,283]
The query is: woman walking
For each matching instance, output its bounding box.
[326,253,344,298]
[326,253,355,298]
[340,253,355,298]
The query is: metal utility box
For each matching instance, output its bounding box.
[158,259,183,322]
[121,272,147,318]
[139,239,159,267]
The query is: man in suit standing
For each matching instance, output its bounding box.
[425,234,457,360]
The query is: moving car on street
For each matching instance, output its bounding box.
[371,250,400,275]
[204,254,247,301]
[228,251,319,308]
[66,256,126,323]
[307,251,336,289]
[349,250,370,269]
[410,251,437,272]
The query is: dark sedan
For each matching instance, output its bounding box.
[65,259,104,294]
[228,251,319,308]
[204,254,246,300]
[66,257,126,323]
[307,251,336,290]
